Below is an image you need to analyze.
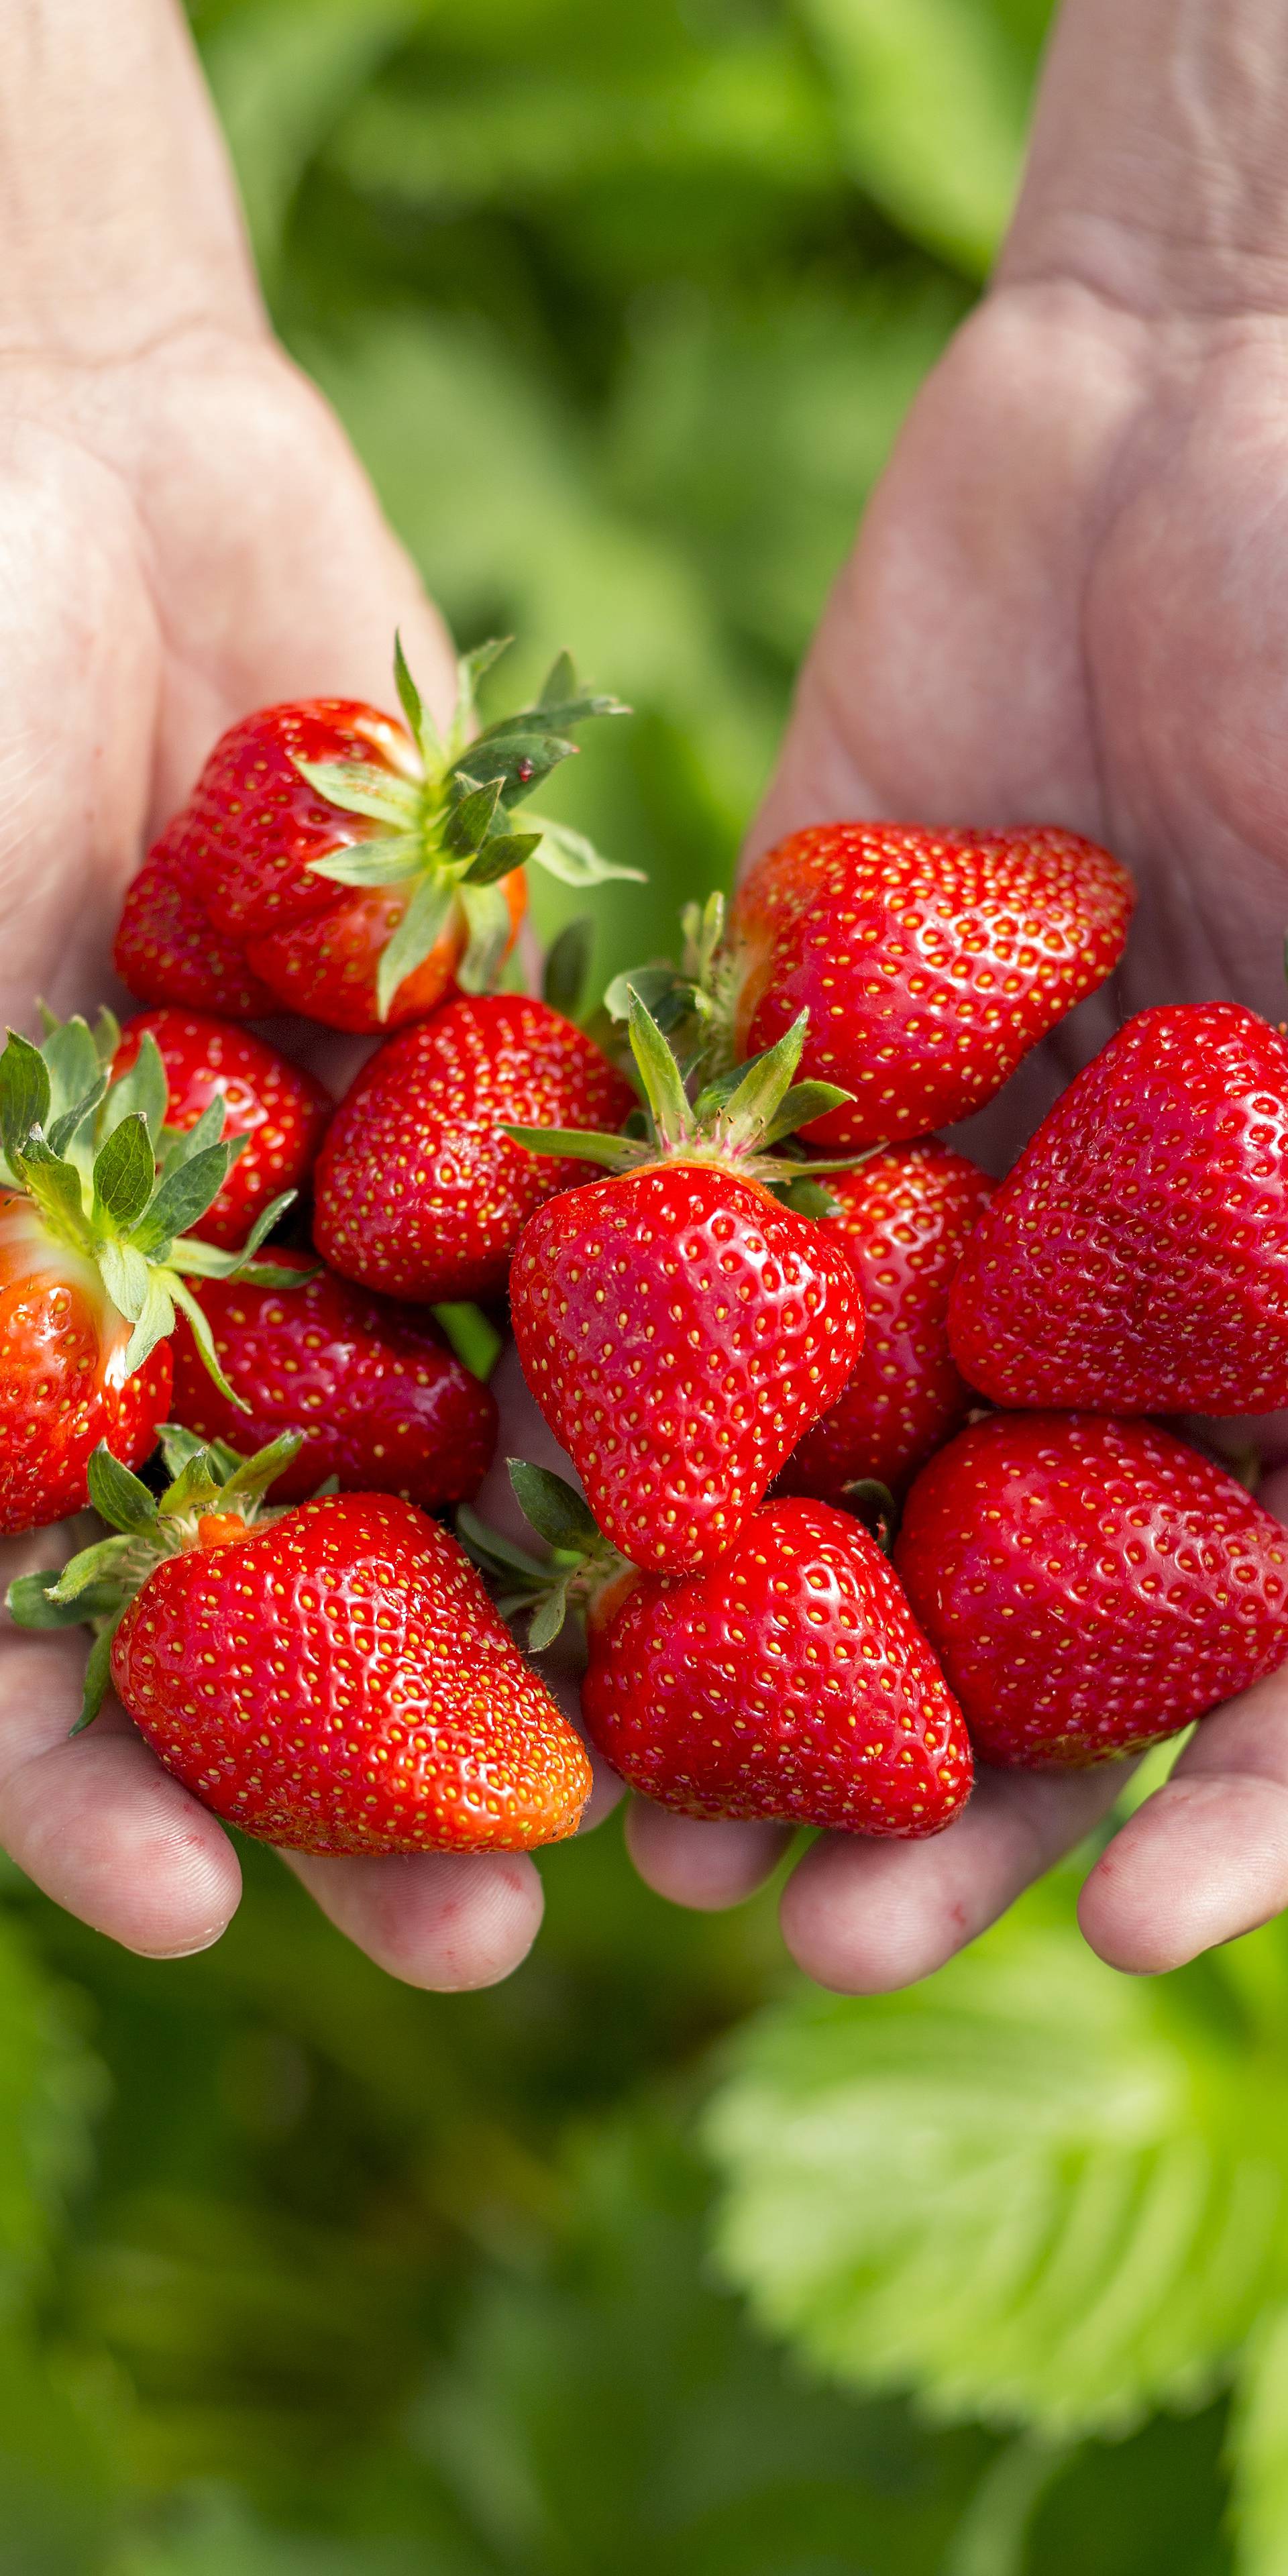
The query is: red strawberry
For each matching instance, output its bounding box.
[894,1412,1288,1767]
[948,1004,1288,1414]
[113,1010,331,1254]
[168,1252,496,1505]
[112,817,277,1021]
[578,1497,971,1833]
[313,994,635,1304]
[0,1017,290,1535]
[725,822,1134,1146]
[507,999,865,1571]
[9,1438,590,1854]
[168,641,635,1032]
[777,1142,993,1503]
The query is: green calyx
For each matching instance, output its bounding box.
[0,1012,303,1407]
[458,1460,628,1652]
[502,987,857,1211]
[294,636,643,1020]
[5,1427,304,1728]
[603,889,739,1075]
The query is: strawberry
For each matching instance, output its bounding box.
[948,1004,1288,1414]
[9,1436,591,1853]
[463,1465,971,1835]
[112,816,277,1020]
[894,1412,1288,1767]
[313,991,635,1305]
[112,1010,331,1253]
[506,998,865,1571]
[168,1252,496,1505]
[173,639,637,1032]
[0,1016,301,1534]
[777,1142,993,1503]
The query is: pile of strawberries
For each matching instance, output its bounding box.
[7,636,1288,1870]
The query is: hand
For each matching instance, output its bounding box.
[0,0,549,1990]
[625,0,1288,1988]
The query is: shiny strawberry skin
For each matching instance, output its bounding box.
[731,822,1134,1147]
[112,819,276,1020]
[313,995,637,1304]
[0,1195,171,1533]
[113,1010,331,1253]
[949,1005,1288,1414]
[110,1494,592,1854]
[778,1142,993,1501]
[894,1413,1288,1768]
[168,1252,497,1505]
[582,1497,971,1833]
[511,1165,864,1571]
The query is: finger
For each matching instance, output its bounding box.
[779,1764,1124,1994]
[625,1799,791,1911]
[1079,1668,1288,1974]
[0,1621,241,1957]
[283,1849,545,1992]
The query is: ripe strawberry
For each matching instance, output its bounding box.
[507,998,865,1571]
[313,993,635,1305]
[0,1016,300,1535]
[582,1497,971,1833]
[9,1436,591,1854]
[948,1004,1288,1414]
[894,1412,1288,1767]
[168,1252,496,1505]
[113,816,277,1020]
[699,825,1132,1147]
[777,1142,993,1503]
[113,1010,331,1253]
[164,639,637,1033]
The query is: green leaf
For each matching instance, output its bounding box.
[15,1142,87,1239]
[627,992,695,1148]
[40,1016,101,1123]
[431,1302,504,1382]
[95,1238,150,1328]
[217,1431,305,1508]
[165,1275,245,1410]
[775,1175,841,1221]
[293,756,422,830]
[452,635,511,741]
[528,1581,572,1652]
[129,1144,233,1256]
[715,1014,808,1141]
[447,730,576,804]
[375,875,456,1021]
[526,816,646,890]
[761,1081,853,1145]
[74,1624,119,1733]
[119,1270,176,1379]
[603,965,691,1026]
[443,774,504,857]
[508,1460,602,1557]
[706,1879,1288,2440]
[85,1444,159,1536]
[0,1032,50,1159]
[6,1570,126,1629]
[98,1030,168,1148]
[92,1115,156,1230]
[455,881,514,996]
[392,629,441,766]
[462,831,540,888]
[501,1123,643,1173]
[305,834,423,889]
[543,917,594,1018]
[47,1534,140,1605]
[454,1505,551,1588]
[46,1076,109,1159]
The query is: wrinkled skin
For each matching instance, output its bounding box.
[8,0,1288,1994]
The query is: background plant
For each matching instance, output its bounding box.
[5,1,1280,2569]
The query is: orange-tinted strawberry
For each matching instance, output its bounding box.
[777,1142,992,1503]
[894,1412,1288,1767]
[113,1010,331,1253]
[579,1497,971,1833]
[0,1197,172,1531]
[949,1004,1288,1415]
[727,822,1133,1146]
[112,818,276,1020]
[9,1438,590,1854]
[168,1252,496,1505]
[313,994,635,1304]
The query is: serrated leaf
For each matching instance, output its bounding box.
[0,1032,51,1159]
[706,1880,1288,2440]
[15,1142,87,1238]
[526,814,645,888]
[292,756,422,830]
[455,881,514,996]
[508,1459,602,1556]
[86,1444,159,1535]
[306,835,423,890]
[92,1114,156,1230]
[129,1144,232,1255]
[376,875,456,1021]
[462,830,540,888]
[447,730,576,803]
[543,917,594,1018]
[97,1030,168,1150]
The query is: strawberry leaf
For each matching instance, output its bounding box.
[501,1123,647,1172]
[0,1032,51,1159]
[525,816,645,888]
[462,831,540,888]
[543,918,594,1018]
[455,1505,552,1587]
[292,757,422,832]
[74,1624,120,1733]
[86,1444,159,1535]
[761,1081,855,1145]
[17,1144,89,1240]
[46,1076,109,1159]
[508,1459,602,1556]
[130,1144,233,1255]
[93,1114,155,1230]
[456,881,515,996]
[393,630,442,768]
[626,991,697,1148]
[119,1269,176,1378]
[97,1238,151,1326]
[217,1430,305,1507]
[375,876,455,1022]
[305,836,423,890]
[443,775,504,857]
[40,1015,101,1120]
[447,730,577,804]
[528,1581,573,1651]
[451,636,512,743]
[166,1275,247,1411]
[431,1301,504,1381]
[6,1568,129,1628]
[97,1030,168,1148]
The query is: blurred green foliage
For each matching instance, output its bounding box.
[9,0,1288,2569]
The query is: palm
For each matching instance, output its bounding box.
[632,284,1288,1985]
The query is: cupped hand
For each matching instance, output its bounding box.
[627,0,1288,1988]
